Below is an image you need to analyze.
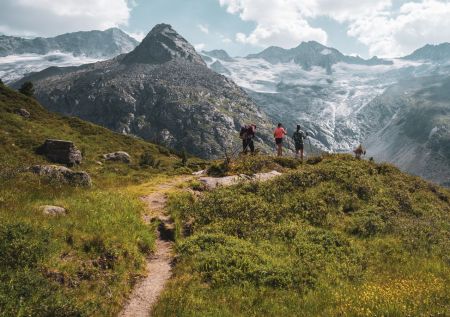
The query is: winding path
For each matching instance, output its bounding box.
[119,177,189,317]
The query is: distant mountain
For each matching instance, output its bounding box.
[365,75,450,185]
[0,28,139,58]
[202,49,234,62]
[14,24,275,159]
[246,41,392,73]
[210,60,231,75]
[403,43,450,62]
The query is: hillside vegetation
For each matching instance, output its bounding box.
[0,84,199,316]
[154,155,450,316]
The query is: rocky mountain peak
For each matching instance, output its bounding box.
[403,42,450,61]
[122,23,205,65]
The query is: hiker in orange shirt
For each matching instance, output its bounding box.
[273,123,287,156]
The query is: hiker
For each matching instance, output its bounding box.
[273,123,287,156]
[353,144,366,159]
[240,124,256,154]
[292,125,308,160]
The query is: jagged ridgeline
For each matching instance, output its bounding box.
[14,24,275,159]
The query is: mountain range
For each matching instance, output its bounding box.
[0,28,138,58]
[0,28,139,83]
[3,25,450,184]
[14,24,274,159]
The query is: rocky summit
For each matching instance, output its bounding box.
[15,24,274,158]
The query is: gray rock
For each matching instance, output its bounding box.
[30,165,92,187]
[198,170,282,190]
[16,108,30,118]
[40,205,66,216]
[36,139,82,166]
[102,151,131,163]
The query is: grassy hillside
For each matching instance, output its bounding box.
[0,84,198,316]
[154,155,450,316]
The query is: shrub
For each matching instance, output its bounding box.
[18,81,35,97]
[140,150,161,168]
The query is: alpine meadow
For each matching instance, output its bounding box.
[0,1,449,316]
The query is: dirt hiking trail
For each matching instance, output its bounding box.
[119,177,190,317]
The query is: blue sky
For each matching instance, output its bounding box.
[1,0,450,58]
[125,0,370,57]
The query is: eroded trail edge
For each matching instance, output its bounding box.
[119,178,188,317]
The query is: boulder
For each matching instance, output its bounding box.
[30,165,92,187]
[16,108,30,118]
[102,151,131,163]
[36,139,82,166]
[40,205,66,216]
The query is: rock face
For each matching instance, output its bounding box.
[0,28,138,58]
[16,24,275,159]
[102,151,131,163]
[30,165,92,187]
[40,205,66,216]
[36,139,82,166]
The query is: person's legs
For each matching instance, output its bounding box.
[242,139,247,153]
[300,144,304,161]
[249,139,255,153]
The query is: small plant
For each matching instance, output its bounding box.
[140,150,161,168]
[19,81,35,97]
[181,148,188,166]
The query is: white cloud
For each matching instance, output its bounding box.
[126,31,145,42]
[222,38,232,44]
[219,0,328,49]
[347,0,450,57]
[219,0,450,57]
[197,24,209,34]
[194,43,206,51]
[0,0,132,37]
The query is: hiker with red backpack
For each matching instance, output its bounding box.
[240,124,256,154]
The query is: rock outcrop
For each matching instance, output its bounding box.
[36,139,82,166]
[30,165,92,187]
[16,108,30,118]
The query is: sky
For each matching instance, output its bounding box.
[1,0,450,58]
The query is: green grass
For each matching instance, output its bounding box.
[0,85,199,316]
[154,155,450,316]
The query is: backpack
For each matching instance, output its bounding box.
[293,130,306,144]
[240,126,248,139]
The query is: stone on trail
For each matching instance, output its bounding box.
[40,205,66,216]
[102,151,131,163]
[198,170,282,190]
[36,139,82,166]
[29,165,92,187]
